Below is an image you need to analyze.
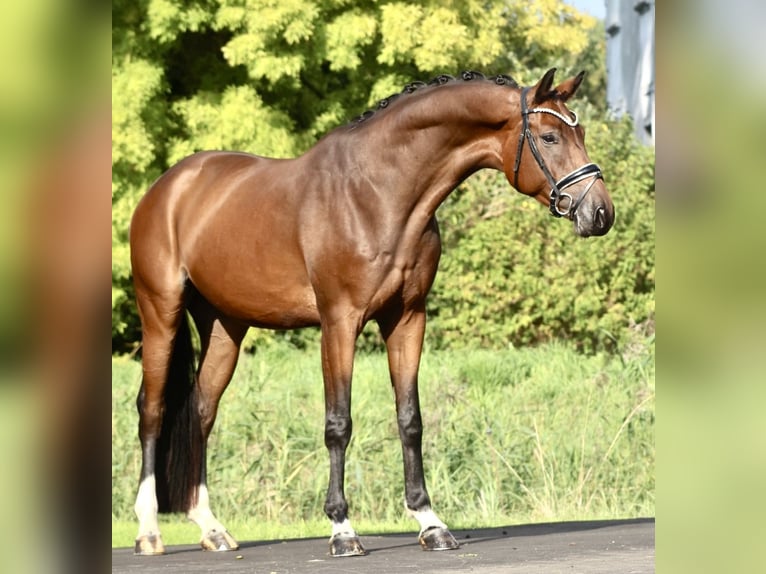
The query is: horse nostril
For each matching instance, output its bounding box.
[596,206,606,229]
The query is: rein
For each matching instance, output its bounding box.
[512,86,603,218]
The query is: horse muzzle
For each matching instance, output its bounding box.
[547,162,614,237]
[573,195,615,237]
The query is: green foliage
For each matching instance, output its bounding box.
[169,85,301,162]
[325,10,378,71]
[112,342,654,541]
[111,0,651,355]
[111,59,164,172]
[147,0,215,42]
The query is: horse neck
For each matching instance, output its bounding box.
[348,82,520,217]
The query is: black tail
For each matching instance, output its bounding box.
[155,313,203,513]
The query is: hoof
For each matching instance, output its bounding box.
[200,530,239,552]
[134,533,165,555]
[419,527,460,551]
[329,534,367,557]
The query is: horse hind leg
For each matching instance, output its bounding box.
[185,297,248,551]
[133,278,192,556]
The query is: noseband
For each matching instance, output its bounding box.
[512,87,603,218]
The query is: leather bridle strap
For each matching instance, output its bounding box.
[512,86,603,219]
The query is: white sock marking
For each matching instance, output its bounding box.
[409,507,447,534]
[187,484,228,536]
[331,518,357,538]
[134,475,160,537]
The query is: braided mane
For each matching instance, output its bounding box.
[349,71,519,125]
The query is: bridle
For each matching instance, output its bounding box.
[512,86,603,218]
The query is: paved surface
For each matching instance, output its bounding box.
[112,518,654,573]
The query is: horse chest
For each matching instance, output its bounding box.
[362,230,442,314]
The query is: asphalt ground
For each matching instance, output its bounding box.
[112,517,654,573]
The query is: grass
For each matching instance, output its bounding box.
[112,340,654,548]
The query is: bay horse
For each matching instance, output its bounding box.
[129,69,614,557]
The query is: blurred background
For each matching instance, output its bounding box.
[0,0,111,572]
[0,0,110,571]
[655,2,766,573]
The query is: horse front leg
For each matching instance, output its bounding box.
[321,318,366,556]
[379,304,459,551]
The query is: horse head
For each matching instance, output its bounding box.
[504,68,615,237]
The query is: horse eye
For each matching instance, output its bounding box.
[541,133,558,145]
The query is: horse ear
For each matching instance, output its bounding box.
[555,71,586,102]
[532,68,557,103]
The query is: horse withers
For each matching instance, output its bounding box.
[129,68,614,556]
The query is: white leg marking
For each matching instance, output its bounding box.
[187,484,228,536]
[134,475,160,537]
[409,507,447,534]
[331,518,358,538]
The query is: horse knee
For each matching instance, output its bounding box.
[397,408,423,445]
[324,414,352,449]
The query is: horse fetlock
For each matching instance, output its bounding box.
[404,490,431,513]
